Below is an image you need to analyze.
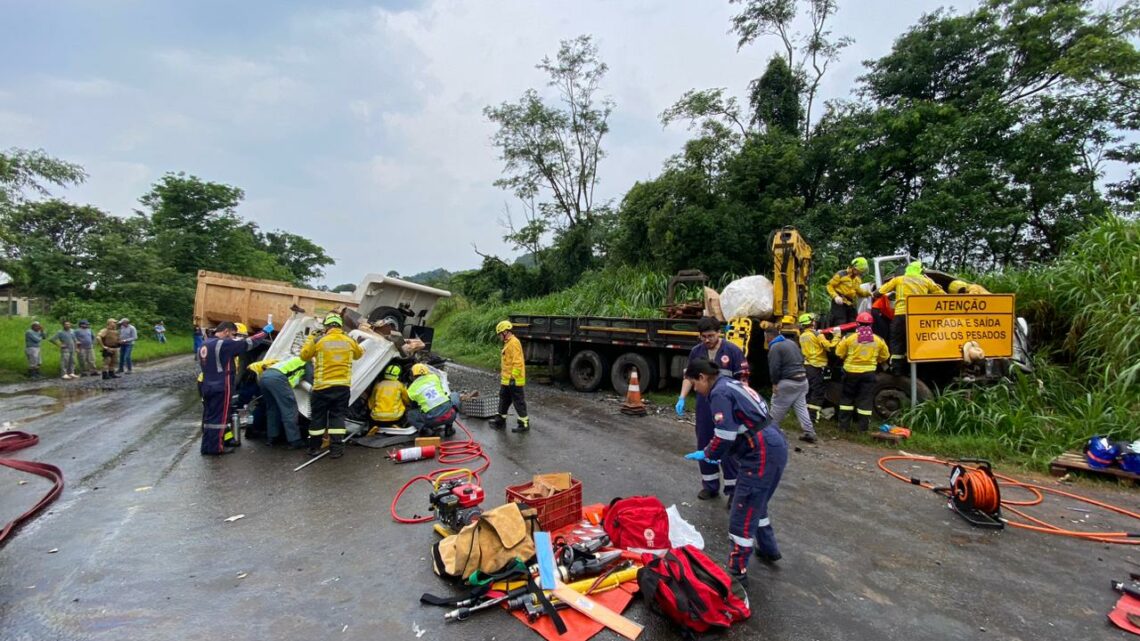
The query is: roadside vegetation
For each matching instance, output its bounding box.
[0,317,194,384]
[899,216,1140,469]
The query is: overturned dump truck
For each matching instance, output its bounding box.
[194,271,452,433]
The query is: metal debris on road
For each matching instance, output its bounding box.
[134,486,153,492]
[236,572,248,579]
[223,514,245,522]
[48,548,58,553]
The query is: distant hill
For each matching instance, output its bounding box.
[406,268,452,285]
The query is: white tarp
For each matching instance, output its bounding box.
[719,275,774,320]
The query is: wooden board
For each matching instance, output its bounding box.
[1049,450,1140,484]
[551,581,643,640]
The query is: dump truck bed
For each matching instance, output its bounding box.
[193,270,356,329]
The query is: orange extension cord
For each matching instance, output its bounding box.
[879,454,1140,544]
[390,418,491,524]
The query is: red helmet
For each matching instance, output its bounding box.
[856,312,873,324]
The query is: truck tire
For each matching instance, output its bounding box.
[871,374,933,420]
[569,350,608,392]
[367,305,406,331]
[610,352,657,396]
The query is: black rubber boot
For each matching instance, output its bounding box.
[511,417,530,433]
[488,415,507,429]
[306,436,323,457]
[728,569,749,589]
[329,436,345,459]
[101,371,109,380]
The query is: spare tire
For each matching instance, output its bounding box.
[871,373,933,419]
[610,352,657,396]
[569,349,608,392]
[367,305,406,331]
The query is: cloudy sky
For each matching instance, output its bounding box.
[1,0,975,286]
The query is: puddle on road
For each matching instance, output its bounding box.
[0,387,105,426]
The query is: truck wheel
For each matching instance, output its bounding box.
[871,374,933,420]
[610,353,657,396]
[367,305,405,331]
[569,350,608,392]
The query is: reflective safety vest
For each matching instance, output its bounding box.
[270,356,308,388]
[300,328,363,390]
[370,379,410,421]
[878,275,943,315]
[835,333,890,373]
[799,329,838,368]
[408,374,450,413]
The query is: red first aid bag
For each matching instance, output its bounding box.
[637,545,751,634]
[601,496,669,551]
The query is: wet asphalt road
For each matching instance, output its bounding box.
[1,357,1138,641]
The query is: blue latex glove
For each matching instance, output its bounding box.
[684,450,707,461]
[674,396,686,417]
[263,322,275,334]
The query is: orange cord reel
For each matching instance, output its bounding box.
[943,460,1003,529]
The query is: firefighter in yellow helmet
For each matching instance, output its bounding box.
[369,363,410,429]
[834,312,890,432]
[300,312,363,458]
[877,260,944,375]
[489,320,529,432]
[948,279,990,295]
[798,312,838,423]
[826,257,870,326]
[407,363,457,437]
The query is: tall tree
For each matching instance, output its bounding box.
[730,0,851,139]
[485,35,613,230]
[0,148,86,211]
[261,230,333,285]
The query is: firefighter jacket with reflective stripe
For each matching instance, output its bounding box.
[826,269,867,303]
[370,379,410,421]
[300,328,363,390]
[835,333,890,373]
[408,374,451,413]
[500,335,526,386]
[878,275,944,315]
[799,329,838,368]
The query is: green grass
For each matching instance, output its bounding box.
[430,266,672,370]
[898,215,1140,471]
[0,317,194,383]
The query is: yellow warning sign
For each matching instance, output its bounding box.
[905,294,1015,362]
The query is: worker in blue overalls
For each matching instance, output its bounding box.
[198,320,273,455]
[676,316,749,502]
[684,358,788,589]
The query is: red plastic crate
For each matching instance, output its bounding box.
[505,478,583,531]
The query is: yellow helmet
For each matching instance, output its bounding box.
[851,257,868,272]
[780,315,796,326]
[798,313,815,326]
[495,320,513,334]
[234,322,249,335]
[411,363,431,377]
[323,312,343,327]
[384,364,402,380]
[949,279,968,294]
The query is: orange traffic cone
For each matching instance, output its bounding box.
[620,368,648,416]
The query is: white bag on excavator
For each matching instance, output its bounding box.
[719,275,774,320]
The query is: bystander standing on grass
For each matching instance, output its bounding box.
[24,321,46,379]
[74,319,97,376]
[49,320,78,379]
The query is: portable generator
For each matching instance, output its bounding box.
[429,469,485,537]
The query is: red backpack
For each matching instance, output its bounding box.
[601,496,670,551]
[637,545,751,635]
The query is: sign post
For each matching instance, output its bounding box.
[905,294,1016,406]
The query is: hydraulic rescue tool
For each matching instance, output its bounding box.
[429,469,485,537]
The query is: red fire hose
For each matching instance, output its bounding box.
[0,431,64,545]
[390,419,490,524]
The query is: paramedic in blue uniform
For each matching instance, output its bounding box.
[198,320,272,455]
[684,359,788,588]
[676,316,749,501]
